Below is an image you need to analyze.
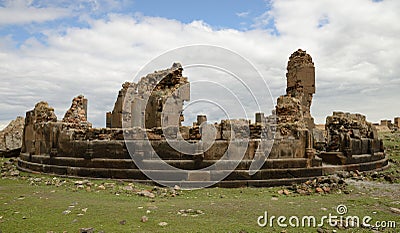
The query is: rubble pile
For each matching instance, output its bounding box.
[0,157,20,177]
[0,116,25,157]
[278,175,349,195]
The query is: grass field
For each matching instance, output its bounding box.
[0,131,399,233]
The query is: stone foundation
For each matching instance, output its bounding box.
[17,49,388,187]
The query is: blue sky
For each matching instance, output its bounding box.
[0,0,273,46]
[0,0,399,129]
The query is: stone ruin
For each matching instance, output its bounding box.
[106,62,189,129]
[16,49,388,187]
[0,116,25,157]
[378,117,400,131]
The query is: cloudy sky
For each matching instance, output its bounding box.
[0,0,399,129]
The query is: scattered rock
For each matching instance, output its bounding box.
[390,207,400,215]
[79,228,94,233]
[137,190,155,198]
[119,220,126,225]
[158,222,168,227]
[289,175,348,195]
[277,189,291,195]
[62,210,71,215]
[177,209,204,217]
[141,216,148,223]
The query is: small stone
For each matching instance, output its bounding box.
[119,220,126,225]
[271,197,278,201]
[316,187,324,193]
[62,210,71,215]
[390,207,400,214]
[97,185,106,190]
[158,222,168,227]
[196,210,204,214]
[10,170,20,176]
[79,228,94,233]
[123,186,134,191]
[141,216,148,222]
[322,186,331,193]
[283,189,290,195]
[137,190,155,198]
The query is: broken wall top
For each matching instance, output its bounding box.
[136,62,188,99]
[62,95,91,128]
[27,101,57,124]
[286,49,315,96]
[326,112,377,139]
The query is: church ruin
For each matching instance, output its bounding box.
[17,49,388,187]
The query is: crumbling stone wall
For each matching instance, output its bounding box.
[107,63,189,129]
[106,82,137,128]
[63,95,91,128]
[0,116,25,156]
[21,101,58,155]
[325,112,382,156]
[394,117,400,129]
[285,49,315,130]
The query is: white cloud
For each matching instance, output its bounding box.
[236,11,250,18]
[0,0,70,25]
[0,0,399,128]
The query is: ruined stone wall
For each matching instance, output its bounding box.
[63,95,91,128]
[106,82,137,128]
[285,49,315,130]
[21,101,58,155]
[107,63,189,129]
[394,117,400,129]
[0,116,25,156]
[325,112,382,155]
[380,119,392,128]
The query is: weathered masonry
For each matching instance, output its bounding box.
[17,49,388,187]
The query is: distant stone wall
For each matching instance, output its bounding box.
[0,116,25,157]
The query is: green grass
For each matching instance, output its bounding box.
[1,173,399,232]
[0,131,399,233]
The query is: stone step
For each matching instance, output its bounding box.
[20,153,314,170]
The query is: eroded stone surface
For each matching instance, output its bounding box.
[0,116,25,156]
[63,95,90,128]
